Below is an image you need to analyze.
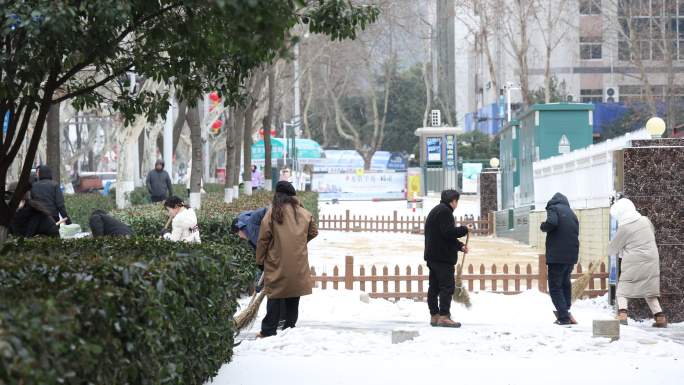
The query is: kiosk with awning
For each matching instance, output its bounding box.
[251,138,323,166]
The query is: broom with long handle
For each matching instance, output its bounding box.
[453,231,472,308]
[234,274,267,331]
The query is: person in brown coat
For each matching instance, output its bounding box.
[256,181,318,337]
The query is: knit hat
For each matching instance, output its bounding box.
[275,181,296,196]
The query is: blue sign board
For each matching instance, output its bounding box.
[445,135,456,169]
[426,137,442,162]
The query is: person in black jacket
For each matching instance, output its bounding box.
[8,183,59,238]
[146,159,174,203]
[424,189,469,328]
[30,165,71,224]
[89,209,133,237]
[540,192,580,325]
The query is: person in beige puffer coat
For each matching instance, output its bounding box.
[608,198,666,327]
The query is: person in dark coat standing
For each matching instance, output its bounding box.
[30,165,71,224]
[89,209,133,237]
[146,159,174,203]
[540,192,580,325]
[424,189,469,328]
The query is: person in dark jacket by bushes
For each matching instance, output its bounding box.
[89,209,133,237]
[424,189,469,328]
[30,165,71,224]
[8,182,59,238]
[146,159,173,203]
[540,192,580,325]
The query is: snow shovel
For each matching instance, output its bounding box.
[452,231,472,308]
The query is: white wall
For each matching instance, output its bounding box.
[532,129,651,210]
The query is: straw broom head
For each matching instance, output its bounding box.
[234,290,267,331]
[452,232,472,308]
[571,261,600,304]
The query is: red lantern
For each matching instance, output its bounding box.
[209,91,220,102]
[211,120,223,133]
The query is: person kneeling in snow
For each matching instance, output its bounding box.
[255,181,318,338]
[424,189,469,328]
[162,196,201,244]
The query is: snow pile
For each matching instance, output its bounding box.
[210,290,683,385]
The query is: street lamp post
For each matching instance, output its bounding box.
[504,82,521,122]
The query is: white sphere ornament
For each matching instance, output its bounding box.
[489,157,500,168]
[645,117,666,138]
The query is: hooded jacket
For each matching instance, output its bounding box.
[540,193,579,265]
[608,198,660,298]
[236,207,269,249]
[423,201,468,265]
[30,165,70,222]
[146,164,173,199]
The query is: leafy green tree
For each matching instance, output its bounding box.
[528,76,570,104]
[0,0,378,240]
[383,64,426,154]
[456,130,500,167]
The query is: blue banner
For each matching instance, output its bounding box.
[2,111,10,135]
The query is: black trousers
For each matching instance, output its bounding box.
[261,297,300,336]
[427,262,455,316]
[151,195,166,203]
[547,263,574,321]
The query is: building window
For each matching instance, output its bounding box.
[580,0,601,15]
[580,36,603,59]
[580,89,603,103]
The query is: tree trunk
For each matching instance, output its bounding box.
[232,108,245,200]
[422,61,432,127]
[138,129,145,182]
[0,225,7,244]
[224,109,237,203]
[544,44,551,103]
[242,106,255,196]
[302,69,314,139]
[156,99,187,158]
[263,67,275,191]
[361,152,372,171]
[46,103,61,182]
[187,106,203,209]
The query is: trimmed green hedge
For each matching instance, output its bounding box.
[64,193,115,231]
[108,183,189,206]
[0,237,257,385]
[113,191,319,243]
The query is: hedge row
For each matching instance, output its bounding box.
[0,237,257,385]
[64,193,115,231]
[112,191,319,243]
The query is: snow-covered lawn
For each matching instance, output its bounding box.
[211,289,684,385]
[319,194,481,219]
[308,231,540,273]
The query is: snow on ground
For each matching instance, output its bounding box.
[319,194,481,219]
[211,290,684,385]
[308,231,540,273]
